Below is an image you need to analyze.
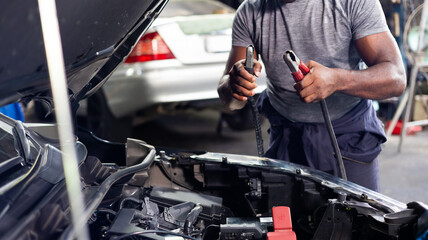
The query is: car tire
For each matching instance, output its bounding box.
[222,104,264,131]
[86,90,132,142]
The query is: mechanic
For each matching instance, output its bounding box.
[217,0,406,191]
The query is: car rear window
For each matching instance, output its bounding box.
[176,14,234,35]
[159,0,235,17]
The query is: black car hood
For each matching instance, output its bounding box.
[0,0,168,108]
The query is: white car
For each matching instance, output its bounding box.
[80,0,267,140]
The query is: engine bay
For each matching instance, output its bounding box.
[1,125,425,240]
[77,131,423,240]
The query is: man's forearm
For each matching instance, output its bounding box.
[217,74,247,110]
[337,31,407,100]
[336,61,406,100]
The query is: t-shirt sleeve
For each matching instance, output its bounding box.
[350,0,390,40]
[232,1,254,47]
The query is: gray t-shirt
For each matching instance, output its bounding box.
[232,0,389,123]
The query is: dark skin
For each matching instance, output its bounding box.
[217,31,406,110]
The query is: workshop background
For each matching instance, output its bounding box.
[25,0,428,204]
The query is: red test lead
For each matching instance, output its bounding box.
[283,50,348,180]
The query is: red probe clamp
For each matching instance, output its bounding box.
[283,50,310,82]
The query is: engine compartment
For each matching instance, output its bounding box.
[2,125,424,240]
[77,132,422,240]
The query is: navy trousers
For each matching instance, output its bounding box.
[258,91,386,191]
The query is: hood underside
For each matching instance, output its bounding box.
[0,0,168,107]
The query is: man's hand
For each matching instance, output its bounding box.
[229,59,262,101]
[294,31,406,103]
[293,61,339,103]
[218,46,262,110]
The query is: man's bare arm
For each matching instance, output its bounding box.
[295,31,406,103]
[217,46,262,110]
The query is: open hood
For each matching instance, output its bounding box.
[0,0,168,108]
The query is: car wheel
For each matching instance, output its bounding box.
[86,90,132,142]
[222,104,264,131]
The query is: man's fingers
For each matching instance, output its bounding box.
[306,60,318,69]
[298,74,314,89]
[254,61,262,77]
[233,62,255,81]
[235,75,257,89]
[229,59,259,100]
[299,82,321,98]
[294,82,303,92]
[302,93,320,103]
[231,83,256,97]
[299,83,326,103]
[232,93,247,101]
[230,62,257,95]
[299,87,313,100]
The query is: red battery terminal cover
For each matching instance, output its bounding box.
[267,206,296,240]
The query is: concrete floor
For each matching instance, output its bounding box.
[378,130,428,204]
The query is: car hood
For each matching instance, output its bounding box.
[0,0,168,108]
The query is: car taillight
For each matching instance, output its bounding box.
[125,32,175,63]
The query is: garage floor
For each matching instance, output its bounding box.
[379,130,428,203]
